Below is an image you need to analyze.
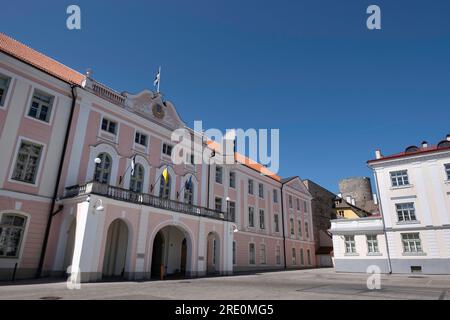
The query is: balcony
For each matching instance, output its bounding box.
[329,217,384,235]
[65,182,230,222]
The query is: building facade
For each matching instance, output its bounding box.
[0,33,316,282]
[331,138,450,274]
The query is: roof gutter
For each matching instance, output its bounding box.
[36,84,78,278]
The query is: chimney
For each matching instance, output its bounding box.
[373,193,378,205]
[421,141,428,148]
[375,149,382,159]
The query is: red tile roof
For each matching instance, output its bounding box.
[0,32,84,85]
[368,144,450,164]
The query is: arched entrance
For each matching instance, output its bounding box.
[102,219,129,279]
[206,232,220,275]
[151,225,192,279]
[63,219,76,273]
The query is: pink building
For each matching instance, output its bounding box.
[0,33,316,282]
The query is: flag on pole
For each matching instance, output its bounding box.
[130,155,136,176]
[153,66,161,93]
[162,167,169,185]
[185,176,192,190]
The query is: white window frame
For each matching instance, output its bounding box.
[0,72,12,108]
[288,195,293,208]
[366,234,379,254]
[396,202,417,222]
[390,170,410,187]
[292,248,297,265]
[275,245,281,265]
[259,209,265,229]
[26,88,55,124]
[307,249,311,265]
[215,166,223,184]
[300,248,304,265]
[402,233,423,254]
[228,201,236,222]
[134,131,148,147]
[298,219,303,239]
[344,235,357,254]
[258,183,264,198]
[445,164,450,181]
[249,243,256,265]
[0,211,30,262]
[9,137,46,187]
[248,179,254,195]
[161,142,173,158]
[290,217,295,235]
[305,221,309,239]
[274,214,280,233]
[248,206,255,228]
[215,197,223,212]
[100,117,117,135]
[260,244,267,265]
[232,241,237,265]
[229,171,236,188]
[273,189,278,203]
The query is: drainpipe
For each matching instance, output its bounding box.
[36,85,78,278]
[280,183,287,270]
[372,168,393,274]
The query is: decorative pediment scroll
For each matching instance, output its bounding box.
[124,89,186,130]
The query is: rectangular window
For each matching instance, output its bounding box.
[345,235,356,254]
[28,89,54,122]
[232,241,236,265]
[288,195,293,208]
[307,249,311,265]
[273,189,278,203]
[298,220,302,238]
[445,164,450,181]
[274,214,280,233]
[0,214,27,257]
[396,202,417,222]
[215,197,222,212]
[249,243,256,265]
[296,198,300,210]
[300,249,304,265]
[228,201,236,222]
[260,244,266,264]
[134,131,148,146]
[215,166,223,184]
[229,171,236,188]
[12,140,43,184]
[276,246,281,265]
[367,235,379,253]
[292,248,297,265]
[304,200,308,213]
[305,222,309,238]
[390,170,410,187]
[402,233,422,253]
[0,73,11,107]
[162,143,173,156]
[259,210,265,229]
[258,183,264,198]
[248,207,255,227]
[101,118,117,135]
[290,217,295,235]
[248,179,254,194]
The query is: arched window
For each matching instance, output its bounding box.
[184,180,194,205]
[159,174,171,199]
[0,213,27,258]
[94,153,112,184]
[129,164,144,193]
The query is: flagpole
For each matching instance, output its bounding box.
[157,66,161,93]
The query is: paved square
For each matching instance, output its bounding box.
[0,268,449,300]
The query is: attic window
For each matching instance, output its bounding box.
[437,140,450,149]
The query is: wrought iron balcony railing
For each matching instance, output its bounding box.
[64,182,230,222]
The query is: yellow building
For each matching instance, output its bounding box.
[333,197,371,219]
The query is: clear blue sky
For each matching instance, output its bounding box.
[2,0,450,193]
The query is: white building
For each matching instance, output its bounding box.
[331,136,450,274]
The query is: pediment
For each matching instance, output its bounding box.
[124,89,185,130]
[285,177,313,198]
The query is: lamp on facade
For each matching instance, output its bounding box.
[94,157,102,164]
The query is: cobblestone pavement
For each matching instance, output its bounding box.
[0,268,449,300]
